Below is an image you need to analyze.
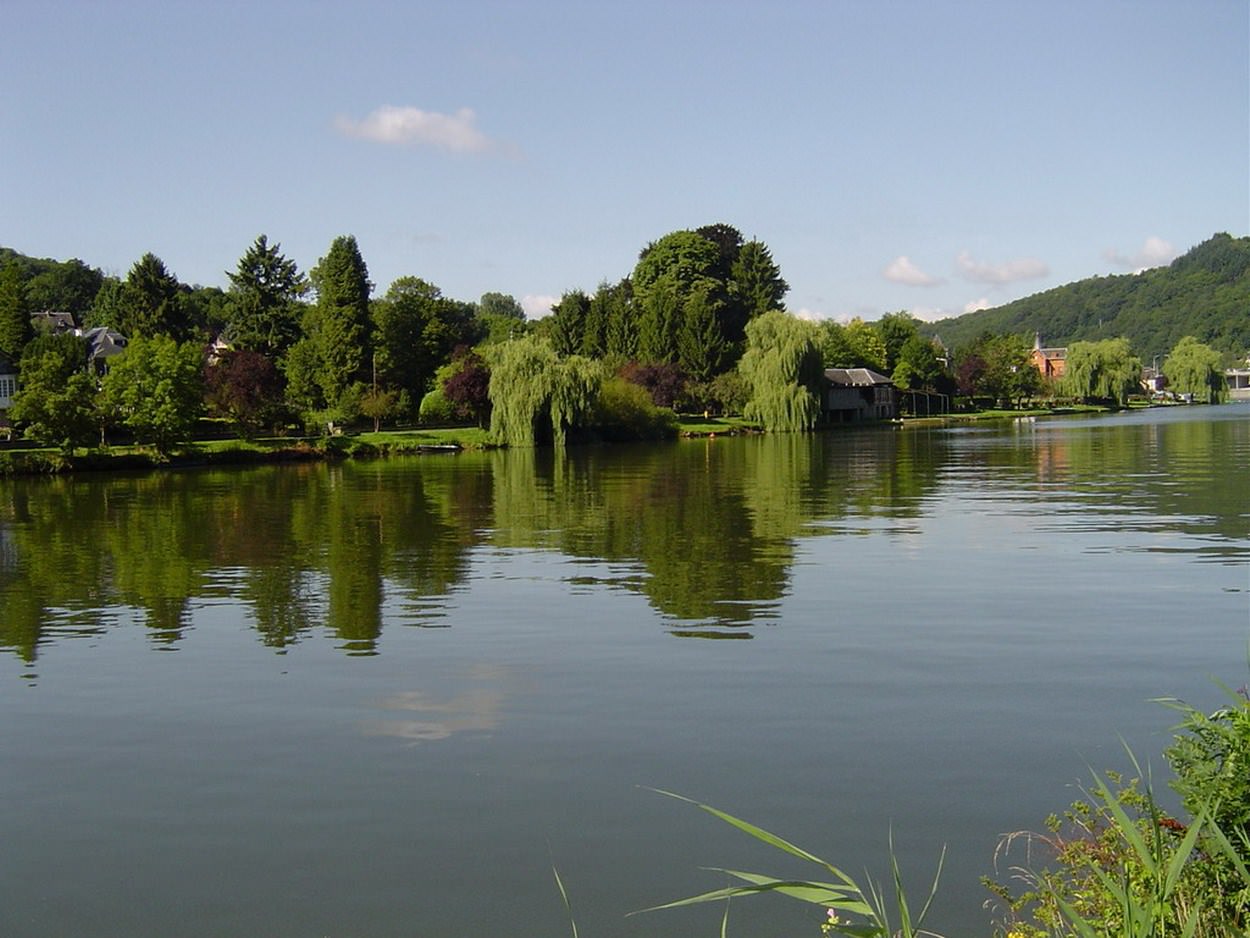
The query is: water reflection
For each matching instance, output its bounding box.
[1,405,1245,667]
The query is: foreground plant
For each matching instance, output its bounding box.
[986,684,1250,938]
[636,789,946,937]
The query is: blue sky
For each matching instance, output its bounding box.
[4,0,1247,322]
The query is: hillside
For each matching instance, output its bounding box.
[923,233,1250,360]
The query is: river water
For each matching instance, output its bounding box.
[1,404,1247,937]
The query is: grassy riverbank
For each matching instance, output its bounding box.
[0,404,1142,475]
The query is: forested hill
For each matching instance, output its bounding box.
[922,233,1250,359]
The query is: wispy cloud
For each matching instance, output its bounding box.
[1101,236,1177,273]
[955,250,1049,285]
[883,255,942,286]
[335,105,498,153]
[963,297,992,313]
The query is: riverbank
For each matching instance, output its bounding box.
[0,404,1153,476]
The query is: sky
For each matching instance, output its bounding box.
[3,0,1247,323]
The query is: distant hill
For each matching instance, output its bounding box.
[922,233,1250,360]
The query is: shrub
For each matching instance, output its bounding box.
[418,388,456,424]
[591,377,677,441]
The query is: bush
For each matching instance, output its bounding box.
[591,377,678,441]
[418,388,456,424]
[986,683,1250,937]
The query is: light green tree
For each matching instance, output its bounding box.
[1163,336,1226,403]
[9,333,97,451]
[844,319,888,372]
[1062,337,1142,406]
[486,336,603,446]
[739,311,823,432]
[100,334,204,452]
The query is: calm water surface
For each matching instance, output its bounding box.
[2,405,1247,937]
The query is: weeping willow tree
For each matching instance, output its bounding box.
[1061,337,1142,406]
[1163,336,1226,403]
[738,311,824,432]
[486,335,604,446]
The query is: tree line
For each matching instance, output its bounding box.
[0,226,1235,452]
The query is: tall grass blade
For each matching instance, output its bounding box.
[551,864,577,938]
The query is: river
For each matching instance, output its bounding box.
[1,404,1246,937]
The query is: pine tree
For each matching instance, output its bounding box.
[309,235,372,406]
[225,235,305,358]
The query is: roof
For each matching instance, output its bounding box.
[824,367,893,387]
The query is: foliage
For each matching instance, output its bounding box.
[439,347,492,426]
[878,311,921,374]
[308,235,372,406]
[892,334,946,391]
[372,276,479,407]
[280,336,323,413]
[729,239,789,323]
[203,349,287,437]
[100,334,204,452]
[418,387,456,424]
[478,291,525,320]
[988,684,1250,938]
[926,233,1250,360]
[739,311,823,432]
[1162,337,1226,403]
[708,368,751,415]
[224,234,306,358]
[1161,684,1250,925]
[359,385,398,432]
[954,333,1041,406]
[9,333,97,451]
[118,252,193,340]
[487,336,604,446]
[549,289,591,357]
[0,260,32,359]
[1061,339,1142,406]
[619,360,688,408]
[678,279,730,381]
[633,225,786,372]
[639,790,945,938]
[0,247,104,316]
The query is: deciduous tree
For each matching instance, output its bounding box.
[1163,336,1226,403]
[739,311,823,432]
[9,333,96,451]
[1062,338,1142,406]
[101,334,204,452]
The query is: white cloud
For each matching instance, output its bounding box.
[883,255,941,286]
[963,297,992,314]
[955,250,1049,285]
[1102,236,1177,272]
[521,294,558,318]
[794,307,827,321]
[335,105,495,153]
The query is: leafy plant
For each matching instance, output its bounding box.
[986,682,1250,938]
[637,789,946,937]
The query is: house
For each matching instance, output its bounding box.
[81,326,128,374]
[1029,333,1067,380]
[30,310,77,334]
[1226,363,1250,401]
[0,351,17,412]
[822,367,898,422]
